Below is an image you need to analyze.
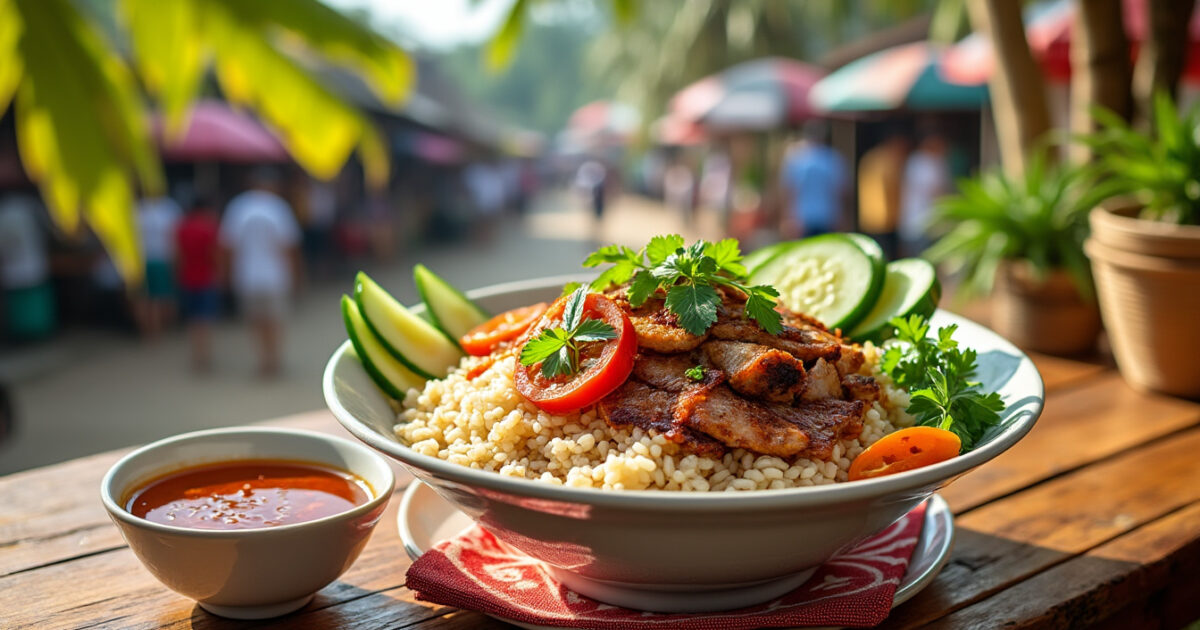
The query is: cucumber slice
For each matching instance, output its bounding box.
[749,233,885,331]
[743,241,790,274]
[848,258,941,343]
[342,295,426,399]
[354,272,463,380]
[413,264,490,345]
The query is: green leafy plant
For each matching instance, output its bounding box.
[0,0,411,282]
[584,235,781,336]
[882,314,1004,452]
[924,148,1113,299]
[1081,91,1200,225]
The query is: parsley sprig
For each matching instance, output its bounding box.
[519,287,617,378]
[882,314,1005,451]
[583,235,781,336]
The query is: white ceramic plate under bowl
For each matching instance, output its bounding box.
[398,480,954,630]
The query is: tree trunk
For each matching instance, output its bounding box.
[1132,0,1196,120]
[1070,0,1133,163]
[966,0,1051,178]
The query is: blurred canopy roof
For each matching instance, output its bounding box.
[942,0,1200,85]
[810,41,989,112]
[152,100,289,163]
[321,54,542,157]
[670,57,825,130]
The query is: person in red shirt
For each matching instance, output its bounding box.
[176,197,221,372]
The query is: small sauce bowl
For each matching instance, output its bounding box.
[100,427,395,619]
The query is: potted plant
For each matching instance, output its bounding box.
[924,149,1111,356]
[1081,94,1200,398]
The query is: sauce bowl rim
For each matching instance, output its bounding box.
[100,426,396,538]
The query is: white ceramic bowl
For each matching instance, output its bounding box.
[323,276,1044,613]
[100,427,395,619]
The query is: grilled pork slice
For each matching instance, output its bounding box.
[769,399,867,460]
[597,381,725,457]
[674,385,810,457]
[709,317,841,364]
[841,374,881,404]
[633,351,721,392]
[835,345,866,377]
[702,340,806,403]
[625,298,709,353]
[800,358,844,401]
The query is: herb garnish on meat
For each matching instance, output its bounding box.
[520,287,617,378]
[584,235,782,336]
[684,365,706,381]
[883,314,1004,451]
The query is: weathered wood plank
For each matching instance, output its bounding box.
[878,425,1200,629]
[1026,351,1109,392]
[940,373,1200,513]
[0,470,424,629]
[924,501,1200,629]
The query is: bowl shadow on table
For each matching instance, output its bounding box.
[883,526,1178,629]
[180,582,386,629]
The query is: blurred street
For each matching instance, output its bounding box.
[0,192,721,474]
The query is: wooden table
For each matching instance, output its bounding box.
[3,352,1199,629]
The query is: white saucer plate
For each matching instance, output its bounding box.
[398,481,954,629]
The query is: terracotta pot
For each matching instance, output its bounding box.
[1089,200,1200,260]
[991,261,1101,356]
[1085,237,1200,399]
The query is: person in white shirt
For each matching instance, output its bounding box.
[135,195,182,338]
[219,168,301,377]
[899,134,952,257]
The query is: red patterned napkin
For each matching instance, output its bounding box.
[405,501,927,629]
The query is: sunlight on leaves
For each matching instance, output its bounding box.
[486,0,528,72]
[0,0,413,283]
[11,0,161,283]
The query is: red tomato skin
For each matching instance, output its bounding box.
[514,294,636,415]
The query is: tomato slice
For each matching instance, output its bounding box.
[514,293,636,415]
[848,426,962,481]
[459,303,549,356]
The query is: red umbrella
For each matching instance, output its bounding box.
[153,100,289,163]
[671,58,825,130]
[942,0,1200,85]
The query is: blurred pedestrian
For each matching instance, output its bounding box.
[663,161,694,222]
[575,160,609,223]
[220,167,301,378]
[857,133,909,259]
[176,196,221,373]
[0,194,53,342]
[899,134,951,257]
[780,121,847,239]
[134,194,182,339]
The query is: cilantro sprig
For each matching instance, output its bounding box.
[882,314,1005,452]
[519,287,617,379]
[584,235,781,335]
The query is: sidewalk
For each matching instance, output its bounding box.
[0,193,724,474]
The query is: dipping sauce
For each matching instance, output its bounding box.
[125,460,371,530]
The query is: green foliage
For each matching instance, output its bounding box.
[924,148,1112,300]
[882,314,1005,452]
[519,287,617,378]
[1081,92,1200,225]
[0,0,410,283]
[584,236,781,336]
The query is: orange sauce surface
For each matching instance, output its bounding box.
[125,459,371,530]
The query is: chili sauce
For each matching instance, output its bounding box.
[125,460,371,530]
